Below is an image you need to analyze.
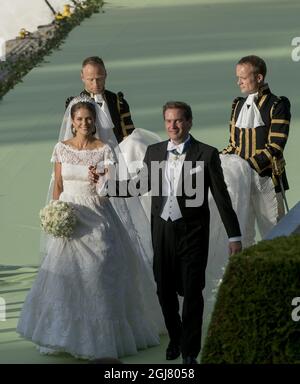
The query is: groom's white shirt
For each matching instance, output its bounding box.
[161,136,241,242]
[160,135,190,222]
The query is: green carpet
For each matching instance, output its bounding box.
[0,0,299,364]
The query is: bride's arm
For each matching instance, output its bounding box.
[53,162,63,200]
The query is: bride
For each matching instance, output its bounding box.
[16,95,164,360]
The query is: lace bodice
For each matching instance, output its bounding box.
[51,142,115,197]
[51,142,115,166]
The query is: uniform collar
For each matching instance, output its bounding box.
[257,83,271,98]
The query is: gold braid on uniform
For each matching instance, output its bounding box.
[117,92,134,137]
[247,95,290,178]
[222,97,243,155]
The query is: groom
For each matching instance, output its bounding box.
[90,101,242,364]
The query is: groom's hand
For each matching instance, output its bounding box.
[229,241,242,256]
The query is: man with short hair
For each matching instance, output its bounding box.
[223,55,291,243]
[91,101,242,364]
[150,102,242,364]
[66,56,135,143]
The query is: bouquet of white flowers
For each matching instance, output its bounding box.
[40,200,77,238]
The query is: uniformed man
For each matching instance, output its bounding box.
[223,55,291,242]
[66,56,135,143]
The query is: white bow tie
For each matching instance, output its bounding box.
[167,141,185,154]
[92,94,115,130]
[94,94,104,106]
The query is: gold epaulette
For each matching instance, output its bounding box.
[270,96,291,120]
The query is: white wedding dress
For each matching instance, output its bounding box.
[17,142,163,360]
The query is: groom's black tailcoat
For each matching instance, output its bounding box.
[140,135,241,358]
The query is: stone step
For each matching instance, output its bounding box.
[264,201,300,239]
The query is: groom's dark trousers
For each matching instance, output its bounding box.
[152,215,209,358]
[114,135,241,358]
[144,136,241,358]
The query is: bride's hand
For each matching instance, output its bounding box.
[88,166,100,183]
[89,166,107,183]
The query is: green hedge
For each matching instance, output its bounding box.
[201,235,300,364]
[0,0,103,99]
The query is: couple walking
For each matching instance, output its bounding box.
[17,95,241,364]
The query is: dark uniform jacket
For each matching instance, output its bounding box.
[66,89,135,143]
[222,84,291,192]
